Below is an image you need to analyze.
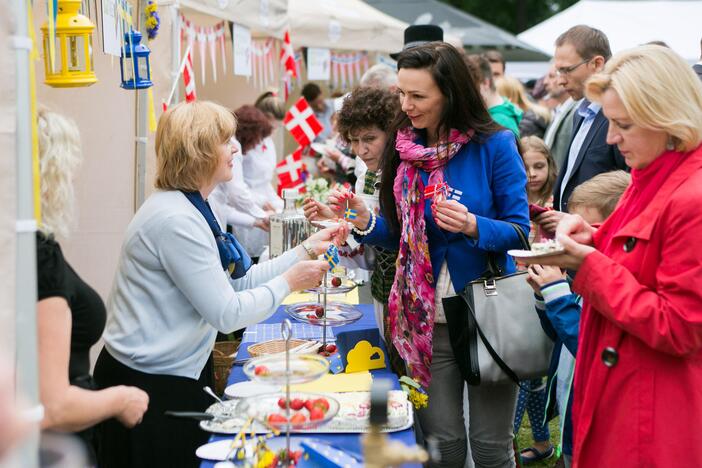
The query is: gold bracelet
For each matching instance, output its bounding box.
[301,241,317,259]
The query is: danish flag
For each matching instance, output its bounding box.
[276,147,307,195]
[280,30,297,78]
[284,98,324,147]
[183,49,196,103]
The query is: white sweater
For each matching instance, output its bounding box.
[103,190,300,379]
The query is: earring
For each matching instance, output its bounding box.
[666,137,675,151]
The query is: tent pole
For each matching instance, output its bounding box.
[134,0,148,210]
[12,0,40,464]
[171,3,181,105]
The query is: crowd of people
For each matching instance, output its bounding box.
[16,18,702,468]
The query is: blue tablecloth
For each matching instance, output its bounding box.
[199,304,420,468]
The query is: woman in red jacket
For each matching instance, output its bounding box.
[517,45,702,467]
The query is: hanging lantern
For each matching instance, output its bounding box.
[120,30,153,89]
[40,0,97,88]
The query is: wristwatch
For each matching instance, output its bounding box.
[301,241,317,259]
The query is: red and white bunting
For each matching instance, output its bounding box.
[330,52,369,90]
[207,26,217,83]
[179,14,227,82]
[196,27,207,84]
[183,49,197,103]
[216,24,226,74]
[284,98,323,147]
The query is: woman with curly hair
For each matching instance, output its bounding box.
[303,86,403,373]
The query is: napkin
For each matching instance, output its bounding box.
[288,372,372,393]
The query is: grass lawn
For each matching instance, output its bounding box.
[515,417,562,467]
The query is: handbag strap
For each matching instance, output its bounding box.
[484,222,530,278]
[458,287,540,393]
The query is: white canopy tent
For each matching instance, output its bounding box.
[288,0,407,52]
[518,0,702,62]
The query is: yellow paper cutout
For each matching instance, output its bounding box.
[346,340,385,373]
[147,88,157,132]
[282,288,359,305]
[288,372,372,393]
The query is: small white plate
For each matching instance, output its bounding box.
[508,248,566,259]
[196,439,254,461]
[196,437,307,461]
[224,381,278,399]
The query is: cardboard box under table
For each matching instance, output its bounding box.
[198,303,420,468]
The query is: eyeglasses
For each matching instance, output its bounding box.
[555,58,592,76]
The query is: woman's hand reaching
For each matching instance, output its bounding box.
[302,198,336,222]
[304,224,350,255]
[327,189,371,231]
[283,260,330,291]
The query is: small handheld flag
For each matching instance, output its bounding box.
[424,182,448,201]
[324,245,339,269]
[343,207,357,220]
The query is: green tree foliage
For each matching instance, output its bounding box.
[441,0,579,34]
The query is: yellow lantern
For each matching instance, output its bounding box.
[40,0,97,87]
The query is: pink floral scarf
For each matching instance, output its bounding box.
[388,127,473,387]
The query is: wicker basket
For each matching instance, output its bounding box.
[247,339,316,358]
[212,340,241,396]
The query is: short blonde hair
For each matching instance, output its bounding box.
[37,107,82,238]
[568,170,631,219]
[155,101,236,191]
[585,45,702,152]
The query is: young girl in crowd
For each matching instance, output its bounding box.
[523,136,558,244]
[513,136,557,464]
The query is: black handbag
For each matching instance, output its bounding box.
[443,223,553,387]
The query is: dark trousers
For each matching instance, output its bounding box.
[93,349,214,468]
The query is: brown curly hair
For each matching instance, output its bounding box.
[336,87,400,143]
[233,105,273,153]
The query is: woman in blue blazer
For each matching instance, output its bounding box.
[332,43,529,467]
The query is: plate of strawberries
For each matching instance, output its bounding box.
[237,392,340,431]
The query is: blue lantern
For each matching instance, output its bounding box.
[120,30,152,89]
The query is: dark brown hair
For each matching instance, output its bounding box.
[484,49,505,69]
[336,87,400,142]
[301,83,322,102]
[556,25,612,62]
[464,54,494,91]
[379,42,500,232]
[233,105,272,153]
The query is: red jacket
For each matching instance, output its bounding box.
[571,145,702,467]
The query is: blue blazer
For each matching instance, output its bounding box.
[553,109,627,212]
[359,130,529,293]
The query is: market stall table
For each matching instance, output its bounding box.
[199,303,420,467]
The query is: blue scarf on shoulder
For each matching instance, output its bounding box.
[181,191,253,280]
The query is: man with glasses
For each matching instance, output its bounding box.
[542,65,577,171]
[535,25,627,232]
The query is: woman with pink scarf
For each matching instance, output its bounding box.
[332,43,529,467]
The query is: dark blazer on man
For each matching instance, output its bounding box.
[693,63,702,81]
[553,109,627,212]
